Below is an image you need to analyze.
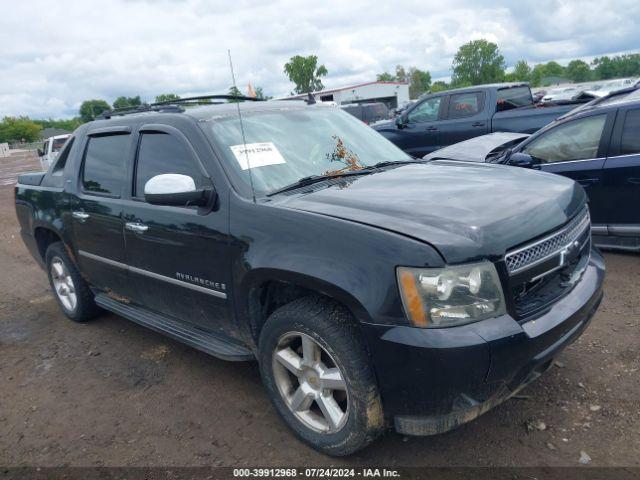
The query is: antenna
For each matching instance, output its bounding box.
[228,49,257,203]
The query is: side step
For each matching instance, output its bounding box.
[95,294,254,361]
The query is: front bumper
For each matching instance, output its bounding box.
[362,248,605,435]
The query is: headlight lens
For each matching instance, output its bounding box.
[397,261,506,328]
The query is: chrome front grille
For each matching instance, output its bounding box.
[505,208,591,275]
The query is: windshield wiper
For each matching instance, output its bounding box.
[266,159,424,197]
[266,170,374,197]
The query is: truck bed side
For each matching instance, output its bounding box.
[491,104,574,134]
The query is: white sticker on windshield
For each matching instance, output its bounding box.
[230,142,286,170]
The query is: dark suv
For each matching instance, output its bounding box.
[15,97,604,456]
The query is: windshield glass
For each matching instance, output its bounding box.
[205,106,410,195]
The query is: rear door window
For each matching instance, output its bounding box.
[448,92,483,118]
[523,114,607,163]
[82,134,130,196]
[620,109,640,155]
[497,87,533,111]
[134,132,205,198]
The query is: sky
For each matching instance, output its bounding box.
[1,0,639,119]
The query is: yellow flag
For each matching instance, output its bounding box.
[247,82,257,98]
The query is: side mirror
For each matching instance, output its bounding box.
[37,148,44,157]
[508,152,539,169]
[395,115,407,129]
[144,173,212,207]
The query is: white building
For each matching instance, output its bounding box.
[286,81,410,109]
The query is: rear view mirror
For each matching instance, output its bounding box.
[508,152,538,169]
[144,173,212,207]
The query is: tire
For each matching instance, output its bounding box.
[258,295,384,456]
[45,242,101,322]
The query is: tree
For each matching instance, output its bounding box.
[530,61,566,86]
[32,118,83,131]
[395,65,408,83]
[79,99,111,122]
[376,72,396,82]
[408,68,431,98]
[0,117,42,143]
[155,93,181,103]
[284,55,328,94]
[566,60,592,83]
[254,87,272,100]
[228,86,243,102]
[112,96,142,110]
[592,54,640,80]
[451,39,505,86]
[512,60,532,82]
[430,81,449,93]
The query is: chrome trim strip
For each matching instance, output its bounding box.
[608,225,640,236]
[79,250,128,269]
[78,250,227,299]
[539,157,605,166]
[606,153,640,160]
[591,225,608,235]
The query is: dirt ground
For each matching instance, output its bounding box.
[0,154,639,467]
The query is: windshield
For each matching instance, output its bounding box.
[205,107,410,195]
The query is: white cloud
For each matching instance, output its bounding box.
[0,0,638,118]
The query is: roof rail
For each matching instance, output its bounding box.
[96,94,264,119]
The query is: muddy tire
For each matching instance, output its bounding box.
[258,296,384,456]
[45,242,100,322]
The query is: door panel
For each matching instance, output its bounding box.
[399,96,443,156]
[122,127,236,338]
[519,112,615,225]
[438,92,489,147]
[601,106,640,226]
[72,133,130,294]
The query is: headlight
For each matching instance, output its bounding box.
[397,261,506,328]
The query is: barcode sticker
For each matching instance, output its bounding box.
[230,142,286,170]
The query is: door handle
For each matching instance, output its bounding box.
[125,222,149,234]
[472,122,485,127]
[425,126,438,132]
[72,211,89,222]
[577,178,599,187]
[627,178,640,185]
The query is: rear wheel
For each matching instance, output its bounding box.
[45,242,100,322]
[259,296,384,456]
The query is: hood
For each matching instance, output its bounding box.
[422,132,529,163]
[278,161,586,263]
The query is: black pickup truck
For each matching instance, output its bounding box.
[372,83,576,157]
[15,96,604,456]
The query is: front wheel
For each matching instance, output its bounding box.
[258,296,384,456]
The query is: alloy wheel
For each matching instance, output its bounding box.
[50,257,77,312]
[272,331,349,433]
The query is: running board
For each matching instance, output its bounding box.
[94,294,254,361]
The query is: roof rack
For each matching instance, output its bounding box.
[96,94,264,119]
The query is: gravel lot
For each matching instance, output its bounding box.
[1,152,639,467]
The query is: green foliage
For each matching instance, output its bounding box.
[32,118,82,132]
[376,65,431,98]
[112,96,142,110]
[430,81,450,93]
[254,86,272,100]
[451,39,505,86]
[592,54,640,80]
[512,60,532,82]
[155,93,181,103]
[408,68,432,98]
[284,55,328,94]
[228,86,243,102]
[376,72,395,82]
[79,99,111,122]
[0,116,42,143]
[566,60,592,83]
